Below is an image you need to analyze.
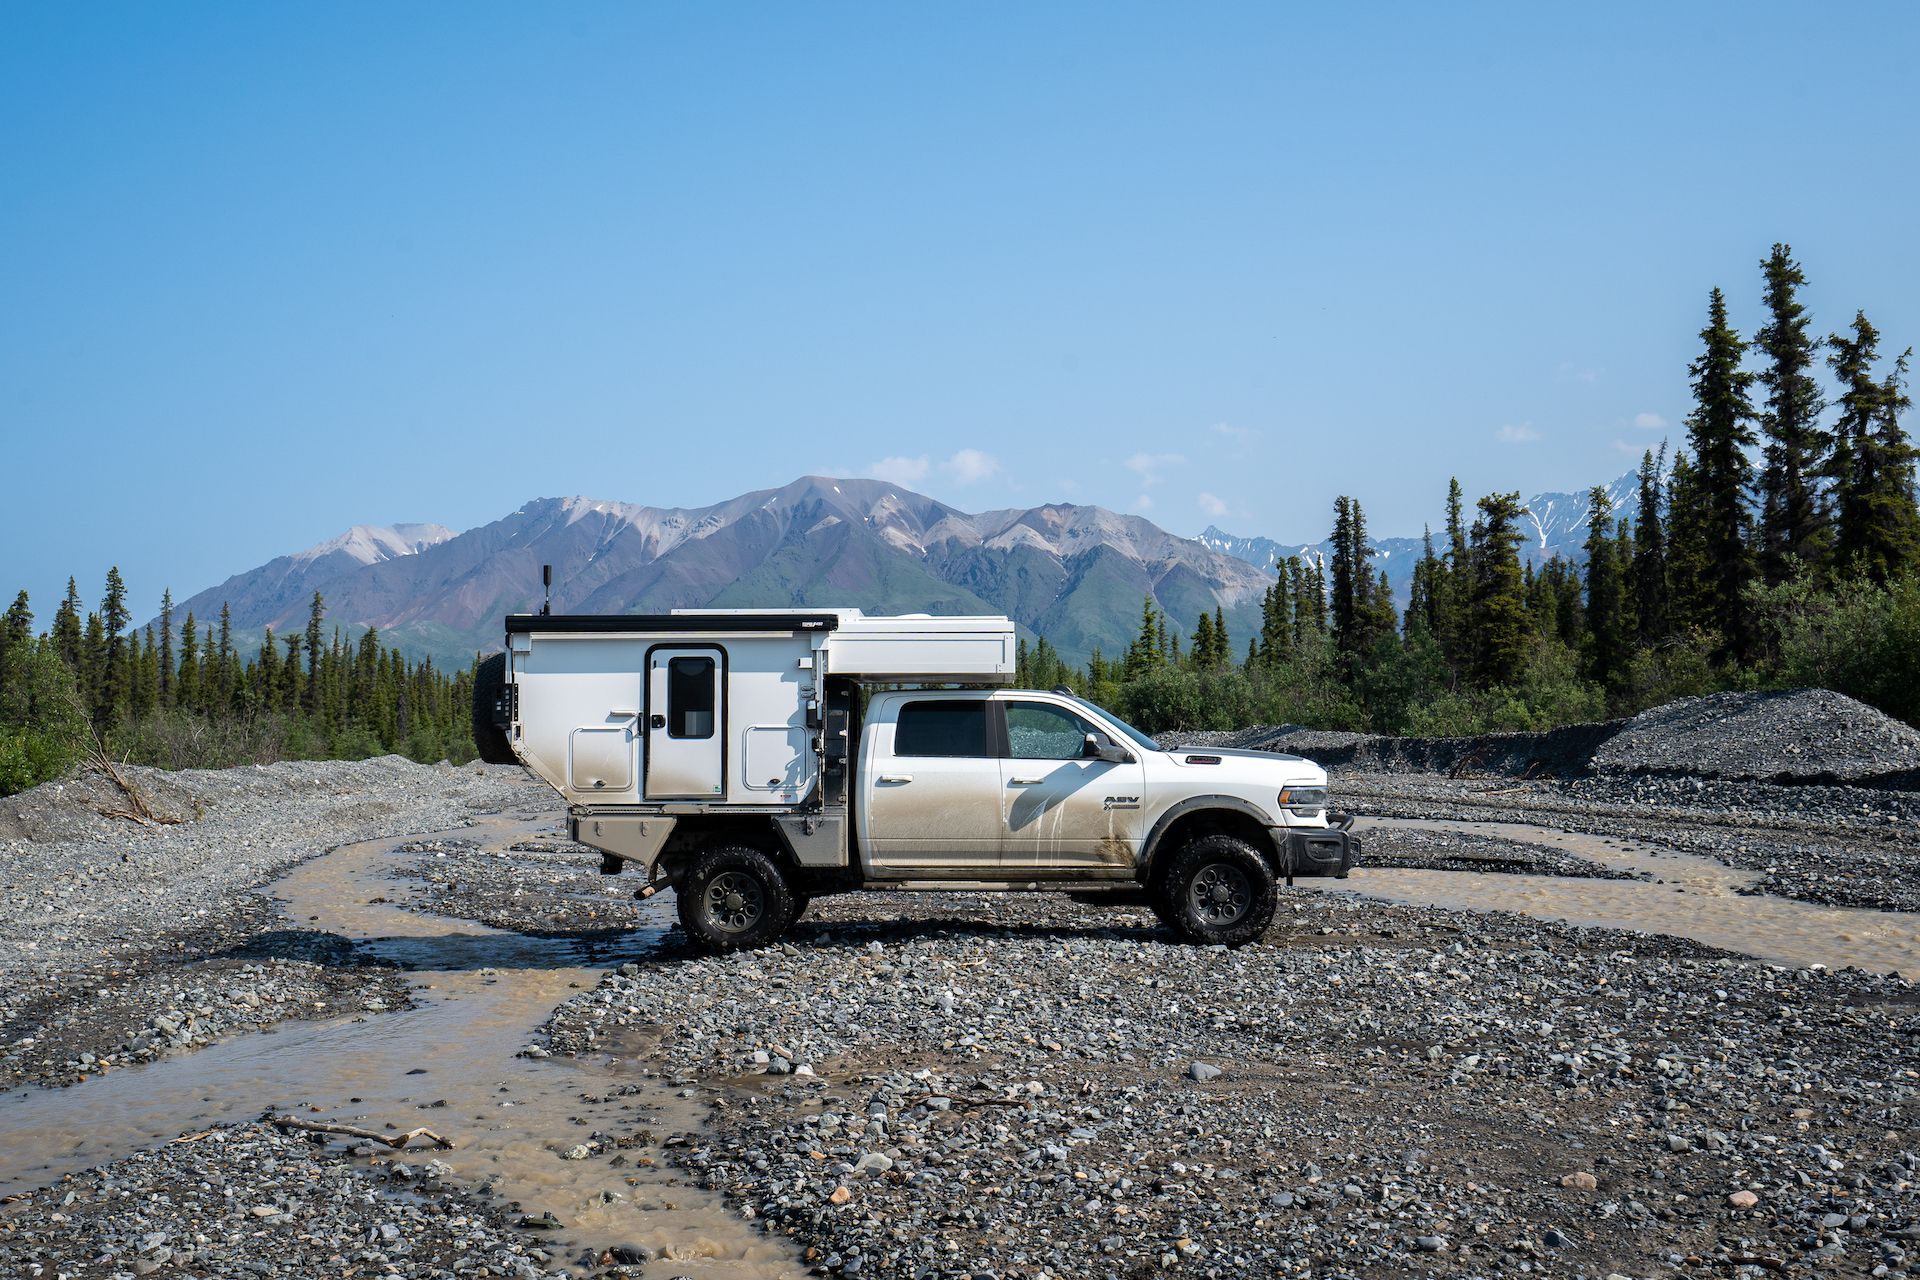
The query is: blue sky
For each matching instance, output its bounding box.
[4,2,1917,623]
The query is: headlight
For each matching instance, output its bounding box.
[1279,786,1328,815]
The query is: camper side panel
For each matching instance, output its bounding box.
[510,630,818,808]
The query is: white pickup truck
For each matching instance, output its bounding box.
[475,608,1353,952]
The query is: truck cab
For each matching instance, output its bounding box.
[476,609,1354,952]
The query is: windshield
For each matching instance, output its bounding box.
[1069,695,1162,753]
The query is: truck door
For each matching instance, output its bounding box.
[645,647,725,800]
[861,696,1006,873]
[999,698,1145,873]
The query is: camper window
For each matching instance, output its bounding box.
[667,656,715,739]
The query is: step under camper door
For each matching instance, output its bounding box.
[645,646,726,800]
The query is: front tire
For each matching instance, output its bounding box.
[1155,834,1276,947]
[677,845,796,953]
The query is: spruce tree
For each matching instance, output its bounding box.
[1,592,30,664]
[4,591,28,636]
[1685,287,1760,656]
[1469,492,1529,686]
[1440,478,1472,669]
[99,566,131,723]
[1328,497,1358,651]
[1125,597,1159,679]
[1828,312,1920,584]
[1191,612,1215,669]
[158,589,175,709]
[257,629,280,704]
[177,612,200,711]
[304,592,326,715]
[1258,577,1291,665]
[216,603,237,712]
[52,578,84,674]
[1754,244,1831,583]
[1582,487,1627,690]
[1329,497,1382,662]
[281,634,303,713]
[1212,607,1227,667]
[1631,448,1670,643]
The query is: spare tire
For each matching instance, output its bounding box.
[471,652,517,764]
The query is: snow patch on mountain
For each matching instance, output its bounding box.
[292,523,455,567]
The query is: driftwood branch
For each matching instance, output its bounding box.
[902,1093,1028,1110]
[265,1112,454,1150]
[79,715,180,827]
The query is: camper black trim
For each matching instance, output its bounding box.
[505,613,842,634]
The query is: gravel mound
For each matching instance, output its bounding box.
[1172,689,1920,790]
[1590,688,1920,784]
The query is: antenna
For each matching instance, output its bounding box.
[541,564,553,616]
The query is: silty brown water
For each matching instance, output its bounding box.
[1335,816,1920,977]
[0,817,809,1279]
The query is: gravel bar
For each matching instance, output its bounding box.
[0,758,540,1090]
[544,892,1919,1280]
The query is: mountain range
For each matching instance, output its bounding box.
[162,471,1639,668]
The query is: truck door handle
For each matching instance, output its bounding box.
[1009,777,1044,785]
[878,774,913,784]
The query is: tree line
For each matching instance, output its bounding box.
[1018,244,1920,736]
[0,578,477,795]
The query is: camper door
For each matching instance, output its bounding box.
[646,646,725,799]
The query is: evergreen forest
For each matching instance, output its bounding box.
[5,244,1916,796]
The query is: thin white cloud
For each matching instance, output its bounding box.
[864,455,930,486]
[1212,423,1259,443]
[942,448,999,485]
[1197,492,1229,517]
[1610,438,1645,456]
[1122,452,1186,485]
[1496,423,1541,444]
[1134,493,1154,511]
[1634,411,1667,430]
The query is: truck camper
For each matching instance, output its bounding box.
[475,607,1354,952]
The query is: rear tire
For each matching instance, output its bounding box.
[471,653,516,764]
[677,845,796,953]
[1155,834,1276,947]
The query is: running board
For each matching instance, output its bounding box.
[864,879,1136,892]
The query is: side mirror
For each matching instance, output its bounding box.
[1084,732,1131,764]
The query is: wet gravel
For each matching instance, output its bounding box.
[1341,772,1920,914]
[544,892,1919,1280]
[0,1119,569,1278]
[395,833,644,936]
[0,758,540,1092]
[1359,825,1643,880]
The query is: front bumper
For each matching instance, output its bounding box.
[1273,811,1359,879]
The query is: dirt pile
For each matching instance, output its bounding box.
[1589,688,1920,784]
[1172,688,1920,788]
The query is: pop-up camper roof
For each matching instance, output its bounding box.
[504,608,1015,681]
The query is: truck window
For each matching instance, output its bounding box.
[667,656,715,739]
[1005,701,1096,759]
[894,700,990,757]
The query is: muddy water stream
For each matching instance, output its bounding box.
[1333,816,1920,977]
[0,818,808,1279]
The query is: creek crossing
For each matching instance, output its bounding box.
[0,816,809,1279]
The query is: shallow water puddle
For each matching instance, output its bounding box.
[0,817,808,1279]
[1330,817,1920,977]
